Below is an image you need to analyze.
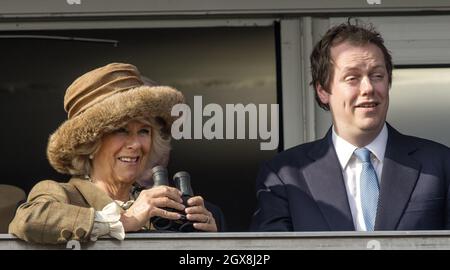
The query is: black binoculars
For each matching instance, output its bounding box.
[149,166,199,232]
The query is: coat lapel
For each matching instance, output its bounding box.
[303,129,355,230]
[375,125,420,230]
[69,178,114,210]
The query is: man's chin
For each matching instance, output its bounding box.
[358,120,384,133]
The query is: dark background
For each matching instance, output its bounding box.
[0,27,278,231]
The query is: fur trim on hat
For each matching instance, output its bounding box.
[47,85,184,175]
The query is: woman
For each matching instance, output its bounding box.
[9,63,218,244]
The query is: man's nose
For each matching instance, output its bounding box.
[360,76,374,95]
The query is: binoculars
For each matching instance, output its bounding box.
[149,166,199,232]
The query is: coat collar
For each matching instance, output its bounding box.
[375,123,420,230]
[68,178,114,210]
[303,128,355,231]
[303,123,421,231]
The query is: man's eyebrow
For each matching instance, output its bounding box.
[340,67,361,73]
[371,65,386,70]
[341,65,386,73]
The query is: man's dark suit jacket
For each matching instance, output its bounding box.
[251,124,450,231]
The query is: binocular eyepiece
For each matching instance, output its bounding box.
[150,166,198,232]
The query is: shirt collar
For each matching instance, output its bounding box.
[332,123,388,169]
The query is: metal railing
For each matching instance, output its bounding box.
[2,231,450,250]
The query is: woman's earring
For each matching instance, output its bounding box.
[89,154,94,160]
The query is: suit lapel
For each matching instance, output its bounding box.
[375,125,420,230]
[303,130,355,231]
[69,178,114,210]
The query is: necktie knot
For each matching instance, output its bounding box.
[354,148,371,163]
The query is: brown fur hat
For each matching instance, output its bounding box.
[47,63,184,175]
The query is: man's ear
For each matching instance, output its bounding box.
[316,84,330,105]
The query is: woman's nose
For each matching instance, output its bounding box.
[126,135,141,149]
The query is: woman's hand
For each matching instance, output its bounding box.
[185,196,218,232]
[120,185,185,232]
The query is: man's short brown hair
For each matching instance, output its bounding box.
[310,19,393,110]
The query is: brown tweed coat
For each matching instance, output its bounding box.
[8,178,113,244]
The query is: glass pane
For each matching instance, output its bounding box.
[0,26,277,231]
[388,68,450,147]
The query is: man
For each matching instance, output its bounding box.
[251,21,450,231]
